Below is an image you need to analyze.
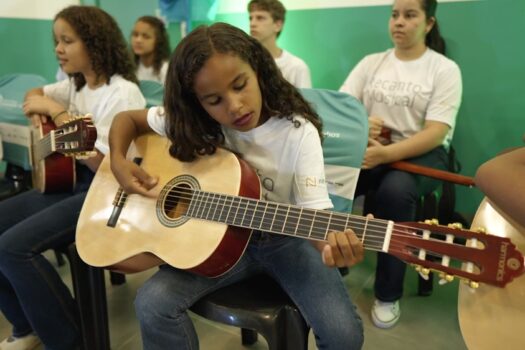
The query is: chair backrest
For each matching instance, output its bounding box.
[0,73,47,104]
[299,88,368,213]
[139,80,164,108]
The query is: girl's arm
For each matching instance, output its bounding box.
[23,87,68,126]
[108,109,158,196]
[475,147,525,228]
[362,120,449,169]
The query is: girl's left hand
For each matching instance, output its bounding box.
[22,95,63,118]
[321,229,364,268]
[362,138,388,169]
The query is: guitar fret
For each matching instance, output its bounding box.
[258,202,269,230]
[266,202,278,232]
[295,208,312,238]
[231,197,243,227]
[310,211,331,240]
[270,203,285,233]
[248,200,258,228]
[210,193,220,221]
[258,202,274,232]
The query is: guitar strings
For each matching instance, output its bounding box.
[120,187,471,260]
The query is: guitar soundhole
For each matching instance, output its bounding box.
[157,175,200,228]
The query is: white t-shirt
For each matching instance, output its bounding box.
[136,61,169,85]
[147,107,332,209]
[43,75,146,154]
[275,50,312,89]
[340,48,462,148]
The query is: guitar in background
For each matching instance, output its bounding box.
[458,193,525,347]
[30,116,97,193]
[76,134,524,290]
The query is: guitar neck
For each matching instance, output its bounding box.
[186,189,391,252]
[33,132,54,162]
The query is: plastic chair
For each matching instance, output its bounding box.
[189,88,369,349]
[139,80,164,107]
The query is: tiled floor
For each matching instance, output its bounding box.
[0,249,468,349]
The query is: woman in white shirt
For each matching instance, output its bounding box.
[131,16,171,84]
[340,0,462,329]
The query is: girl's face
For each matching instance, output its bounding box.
[193,53,264,132]
[131,21,156,57]
[53,18,92,76]
[389,0,434,50]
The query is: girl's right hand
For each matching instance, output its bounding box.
[368,116,384,140]
[110,157,159,198]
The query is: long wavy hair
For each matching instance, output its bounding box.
[164,22,322,162]
[55,6,138,91]
[419,0,446,55]
[132,16,171,76]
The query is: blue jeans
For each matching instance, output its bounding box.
[355,147,448,301]
[0,164,93,350]
[135,231,364,350]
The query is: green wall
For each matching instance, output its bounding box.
[1,0,523,217]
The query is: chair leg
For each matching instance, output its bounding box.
[67,244,111,350]
[241,328,258,345]
[109,271,126,285]
[54,249,66,267]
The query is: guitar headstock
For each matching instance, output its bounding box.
[52,114,97,157]
[389,221,524,288]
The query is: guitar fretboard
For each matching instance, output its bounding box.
[185,189,392,250]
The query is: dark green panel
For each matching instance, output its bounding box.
[0,18,56,81]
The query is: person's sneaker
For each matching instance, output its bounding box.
[0,333,41,350]
[371,299,400,329]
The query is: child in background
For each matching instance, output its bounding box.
[131,16,171,84]
[0,6,145,349]
[109,22,364,350]
[248,0,312,88]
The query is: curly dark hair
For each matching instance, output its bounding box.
[132,16,171,76]
[55,6,138,91]
[164,22,322,162]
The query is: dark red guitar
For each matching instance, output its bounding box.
[77,134,524,289]
[30,116,97,193]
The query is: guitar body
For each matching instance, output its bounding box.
[76,134,261,276]
[31,122,75,193]
[458,198,525,349]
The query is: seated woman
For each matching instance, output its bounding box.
[339,0,462,328]
[0,6,145,349]
[131,15,171,84]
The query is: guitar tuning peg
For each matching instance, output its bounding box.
[462,279,479,290]
[474,227,487,234]
[424,218,439,225]
[447,222,463,229]
[417,267,430,280]
[438,273,454,285]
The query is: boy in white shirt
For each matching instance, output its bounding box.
[248,0,312,88]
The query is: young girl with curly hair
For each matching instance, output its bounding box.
[0,5,145,349]
[109,22,364,350]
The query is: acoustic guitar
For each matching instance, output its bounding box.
[30,116,97,193]
[458,198,525,349]
[76,134,524,290]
